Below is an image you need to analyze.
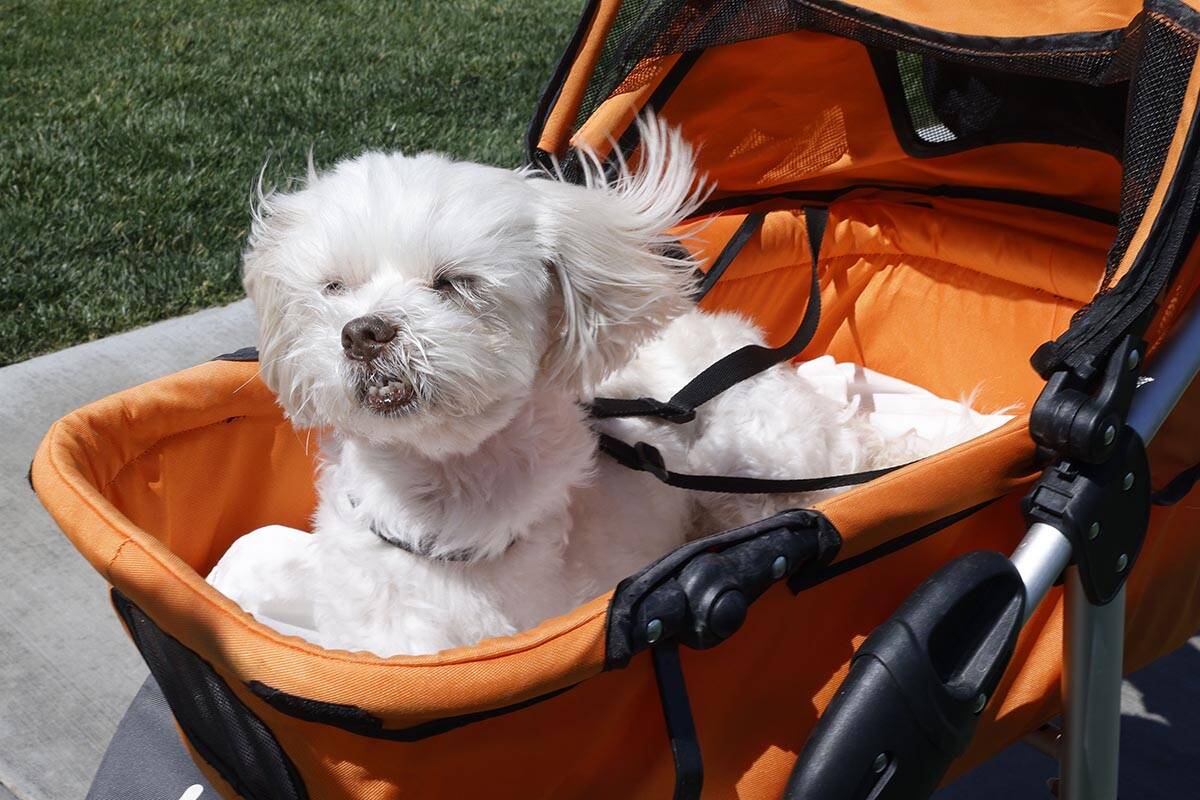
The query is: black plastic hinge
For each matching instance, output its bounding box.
[1021,425,1151,605]
[605,511,841,666]
[1029,335,1143,464]
[632,526,821,651]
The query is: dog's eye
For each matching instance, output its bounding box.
[432,274,477,295]
[322,280,347,295]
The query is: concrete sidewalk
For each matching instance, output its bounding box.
[0,299,1197,798]
[0,301,256,800]
[938,642,1200,798]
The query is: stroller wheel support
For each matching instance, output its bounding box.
[787,297,1200,799]
[1021,336,1152,800]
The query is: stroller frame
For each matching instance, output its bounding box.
[1025,296,1200,799]
[771,291,1200,800]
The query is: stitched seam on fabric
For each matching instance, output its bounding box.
[798,0,1121,58]
[104,538,133,583]
[103,415,258,489]
[708,252,1090,303]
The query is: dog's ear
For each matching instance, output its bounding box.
[528,115,709,392]
[242,171,322,427]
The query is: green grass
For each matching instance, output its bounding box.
[0,0,579,365]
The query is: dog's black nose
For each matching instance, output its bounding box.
[341,315,396,362]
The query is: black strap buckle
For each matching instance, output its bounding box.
[650,399,697,424]
[633,441,671,481]
[588,396,696,423]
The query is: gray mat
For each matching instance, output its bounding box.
[86,677,213,800]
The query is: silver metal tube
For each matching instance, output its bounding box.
[1007,528,1125,800]
[1060,571,1125,800]
[1127,296,1200,443]
[1011,522,1074,624]
[1053,293,1200,797]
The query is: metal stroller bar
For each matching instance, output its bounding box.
[1126,301,1200,443]
[1012,296,1200,800]
[1013,525,1122,799]
[1010,523,1073,626]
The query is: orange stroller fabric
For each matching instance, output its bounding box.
[32,0,1200,796]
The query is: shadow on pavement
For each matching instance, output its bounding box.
[938,638,1200,798]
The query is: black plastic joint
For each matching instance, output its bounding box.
[677,553,749,644]
[1021,425,1151,605]
[635,528,821,651]
[604,511,841,667]
[1029,335,1143,464]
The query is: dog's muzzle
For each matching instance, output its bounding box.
[358,372,416,414]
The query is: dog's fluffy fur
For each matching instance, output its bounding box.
[209,118,993,656]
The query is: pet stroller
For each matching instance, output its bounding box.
[31,0,1200,797]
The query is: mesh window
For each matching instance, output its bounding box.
[112,591,308,800]
[873,48,1128,157]
[895,52,957,144]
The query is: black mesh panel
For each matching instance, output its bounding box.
[875,49,1128,157]
[899,52,958,144]
[1103,11,1200,286]
[112,591,308,800]
[576,0,1140,135]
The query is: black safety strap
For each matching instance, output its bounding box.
[652,642,703,800]
[591,207,911,493]
[1152,461,1200,506]
[596,433,905,494]
[693,211,766,301]
[591,206,828,424]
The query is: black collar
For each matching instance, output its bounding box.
[368,521,483,562]
[348,494,512,564]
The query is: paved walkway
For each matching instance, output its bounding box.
[0,299,1195,798]
[0,301,256,800]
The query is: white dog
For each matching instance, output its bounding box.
[209,118,1002,656]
